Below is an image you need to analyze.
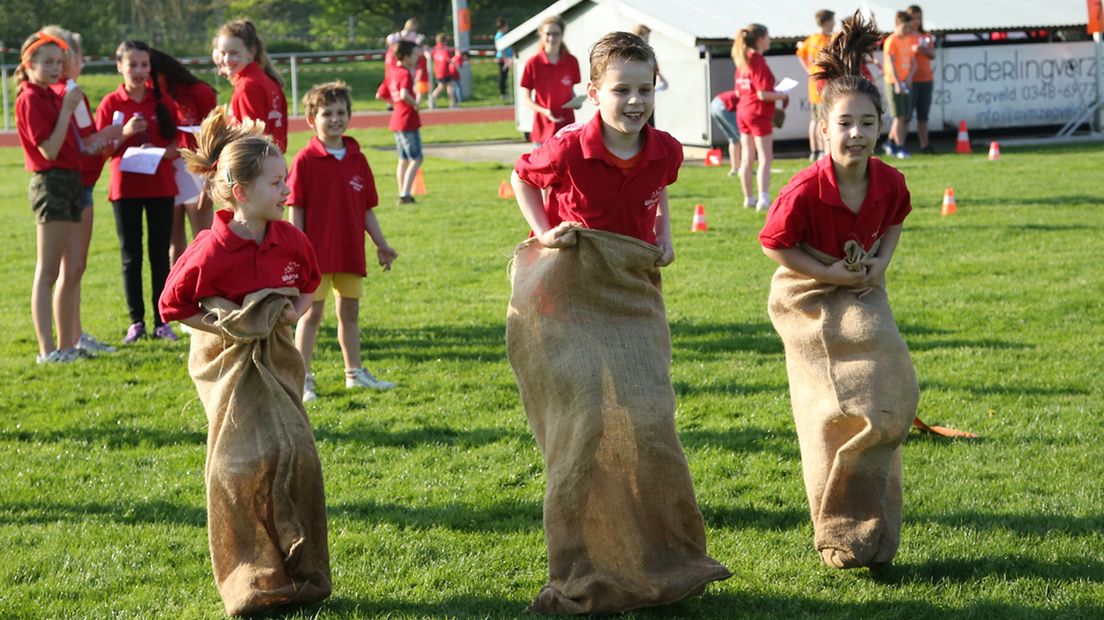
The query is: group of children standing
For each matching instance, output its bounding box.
[19,10,922,617]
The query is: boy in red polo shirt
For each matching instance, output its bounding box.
[429,33,459,109]
[760,11,917,570]
[388,40,423,205]
[289,81,398,401]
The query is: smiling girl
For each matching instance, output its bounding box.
[215,20,288,152]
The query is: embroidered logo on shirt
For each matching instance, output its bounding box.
[282,261,301,284]
[350,175,365,192]
[560,75,573,86]
[644,186,663,210]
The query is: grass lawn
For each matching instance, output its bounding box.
[0,124,1101,619]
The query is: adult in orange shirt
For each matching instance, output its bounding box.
[907,5,936,153]
[882,11,915,158]
[796,9,835,160]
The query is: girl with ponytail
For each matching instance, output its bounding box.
[732,24,789,211]
[758,10,918,571]
[94,39,180,343]
[215,20,289,151]
[158,108,326,616]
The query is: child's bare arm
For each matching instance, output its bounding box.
[519,87,562,123]
[511,170,576,247]
[762,245,866,287]
[365,209,398,270]
[654,188,675,266]
[399,87,417,106]
[288,206,306,230]
[37,87,81,161]
[179,312,222,335]
[281,292,315,325]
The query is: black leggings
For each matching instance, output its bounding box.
[112,197,173,326]
[498,59,509,96]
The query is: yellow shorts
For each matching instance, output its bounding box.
[316,272,364,299]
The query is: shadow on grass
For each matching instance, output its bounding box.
[294,595,533,619]
[315,323,507,363]
[914,510,1104,537]
[329,498,542,533]
[874,554,1104,585]
[0,425,205,448]
[898,323,1031,352]
[919,379,1088,397]
[315,423,525,448]
[700,503,808,531]
[0,499,204,526]
[670,320,784,357]
[673,380,784,396]
[678,428,799,457]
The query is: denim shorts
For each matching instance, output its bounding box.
[394,130,423,161]
[80,185,94,209]
[709,96,740,144]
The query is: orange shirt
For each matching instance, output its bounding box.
[882,33,914,84]
[797,32,831,104]
[907,32,934,82]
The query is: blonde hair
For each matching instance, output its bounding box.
[732,23,768,70]
[182,107,281,207]
[217,19,284,87]
[41,25,82,65]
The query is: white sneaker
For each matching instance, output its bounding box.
[345,367,395,390]
[36,349,75,364]
[756,198,771,213]
[303,372,318,403]
[77,332,116,353]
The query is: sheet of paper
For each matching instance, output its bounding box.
[561,93,587,110]
[119,146,166,175]
[177,125,203,135]
[775,77,799,93]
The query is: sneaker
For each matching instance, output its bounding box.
[920,145,936,155]
[756,198,771,213]
[345,367,395,391]
[153,323,179,341]
[397,195,416,205]
[77,332,116,354]
[744,198,757,209]
[73,346,96,359]
[883,140,897,157]
[124,321,146,344]
[896,148,910,160]
[36,349,74,364]
[303,372,318,403]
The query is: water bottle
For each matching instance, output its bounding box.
[67,79,92,129]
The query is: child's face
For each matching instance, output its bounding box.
[821,93,880,168]
[539,24,563,53]
[24,44,65,86]
[896,20,912,36]
[65,48,83,80]
[216,35,254,78]
[757,33,772,52]
[587,58,655,138]
[400,52,417,70]
[236,155,290,224]
[117,49,150,90]
[309,100,350,144]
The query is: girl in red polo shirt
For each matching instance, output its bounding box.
[759,11,917,570]
[214,19,288,152]
[15,31,85,363]
[734,23,789,212]
[96,40,180,343]
[519,15,580,145]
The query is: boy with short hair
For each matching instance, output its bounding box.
[796,9,835,160]
[429,33,459,109]
[508,31,730,614]
[388,40,423,204]
[288,81,398,401]
[883,11,915,158]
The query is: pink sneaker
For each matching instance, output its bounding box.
[124,321,146,344]
[152,323,178,341]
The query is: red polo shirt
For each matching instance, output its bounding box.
[95,84,179,201]
[759,156,912,258]
[514,112,683,244]
[520,49,580,144]
[718,90,739,111]
[159,209,321,322]
[51,81,106,188]
[167,79,218,150]
[431,43,454,79]
[16,82,82,172]
[736,51,775,124]
[388,66,421,132]
[287,136,378,275]
[230,62,288,152]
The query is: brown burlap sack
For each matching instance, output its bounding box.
[190,288,331,616]
[506,228,731,615]
[767,242,917,569]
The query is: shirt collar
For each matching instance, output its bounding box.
[303,135,361,159]
[579,111,665,163]
[817,155,889,210]
[212,208,285,251]
[233,62,262,84]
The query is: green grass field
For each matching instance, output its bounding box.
[1,124,1102,619]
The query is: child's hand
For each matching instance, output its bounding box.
[656,235,675,267]
[537,221,580,248]
[851,256,889,298]
[61,85,84,113]
[123,115,148,138]
[543,108,564,123]
[824,259,867,287]
[377,245,398,271]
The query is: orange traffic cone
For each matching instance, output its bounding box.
[955,120,971,154]
[988,141,1001,160]
[412,168,427,195]
[704,148,723,167]
[498,179,515,199]
[941,187,957,216]
[691,204,708,231]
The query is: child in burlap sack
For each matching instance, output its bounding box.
[158,108,330,615]
[507,31,731,615]
[758,11,918,570]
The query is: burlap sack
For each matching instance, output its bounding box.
[506,228,731,615]
[767,242,917,569]
[189,288,331,616]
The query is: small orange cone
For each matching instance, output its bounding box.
[691,204,708,232]
[412,168,427,195]
[988,141,1001,160]
[955,120,971,154]
[498,179,515,199]
[941,187,957,216]
[704,148,723,167]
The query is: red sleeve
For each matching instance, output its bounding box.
[376,79,390,100]
[158,241,204,323]
[362,158,379,210]
[569,55,581,85]
[285,152,309,208]
[520,58,536,89]
[16,96,52,148]
[758,184,810,249]
[891,182,912,226]
[231,80,269,125]
[94,94,113,130]
[669,140,684,186]
[751,55,775,93]
[514,143,560,189]
[299,235,321,295]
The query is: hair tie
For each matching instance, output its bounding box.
[209,158,219,173]
[22,33,69,66]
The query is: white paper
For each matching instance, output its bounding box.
[111,110,125,126]
[119,146,166,175]
[775,77,799,93]
[177,125,203,135]
[561,93,587,110]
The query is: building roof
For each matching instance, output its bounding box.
[496,0,1090,49]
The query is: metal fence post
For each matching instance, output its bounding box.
[290,54,299,117]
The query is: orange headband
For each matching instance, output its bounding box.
[21,33,69,66]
